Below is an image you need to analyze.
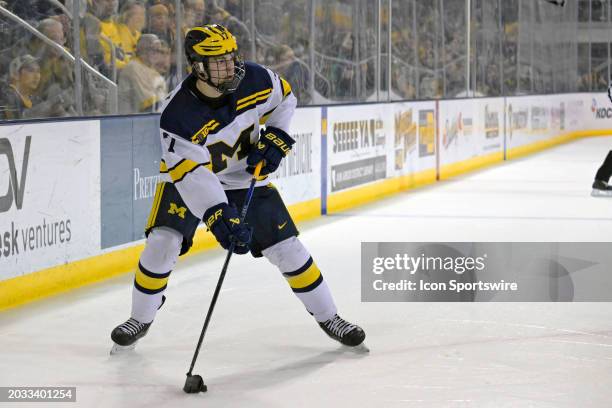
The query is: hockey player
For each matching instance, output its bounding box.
[592,151,612,196]
[111,24,365,351]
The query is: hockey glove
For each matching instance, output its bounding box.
[203,203,252,254]
[246,126,295,176]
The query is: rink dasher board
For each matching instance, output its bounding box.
[1,93,612,310]
[0,120,101,280]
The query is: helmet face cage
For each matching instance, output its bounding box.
[192,52,245,94]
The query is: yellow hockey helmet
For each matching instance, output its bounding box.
[184,24,245,94]
[185,24,238,59]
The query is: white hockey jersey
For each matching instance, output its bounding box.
[157,62,297,219]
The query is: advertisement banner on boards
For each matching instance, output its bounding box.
[391,101,437,177]
[0,121,101,280]
[505,94,568,150]
[100,115,161,249]
[438,97,504,167]
[269,107,321,205]
[327,104,392,193]
[584,93,612,129]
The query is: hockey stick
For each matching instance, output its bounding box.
[184,161,263,394]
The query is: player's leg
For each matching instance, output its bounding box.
[111,227,182,348]
[262,236,337,322]
[228,184,365,346]
[592,150,612,196]
[262,236,365,347]
[111,182,200,349]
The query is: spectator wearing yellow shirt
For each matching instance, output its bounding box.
[81,0,128,75]
[118,34,167,113]
[117,0,146,61]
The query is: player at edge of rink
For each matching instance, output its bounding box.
[110,24,366,353]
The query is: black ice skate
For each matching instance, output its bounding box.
[110,318,151,354]
[592,180,612,197]
[319,314,368,351]
[110,296,165,355]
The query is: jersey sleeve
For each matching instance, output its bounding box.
[159,127,227,219]
[259,68,297,132]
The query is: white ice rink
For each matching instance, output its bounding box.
[1,136,612,408]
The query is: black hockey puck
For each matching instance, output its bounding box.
[183,374,208,393]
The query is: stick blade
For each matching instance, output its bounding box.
[184,374,208,393]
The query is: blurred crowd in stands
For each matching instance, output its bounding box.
[0,0,608,120]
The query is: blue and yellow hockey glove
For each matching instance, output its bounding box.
[203,203,252,254]
[246,126,295,176]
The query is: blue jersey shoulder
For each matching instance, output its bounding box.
[235,62,274,98]
[160,64,276,141]
[160,78,224,142]
[160,86,200,139]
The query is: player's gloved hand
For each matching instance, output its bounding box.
[246,126,295,176]
[203,203,252,254]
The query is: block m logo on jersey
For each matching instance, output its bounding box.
[0,136,31,213]
[207,124,254,173]
[168,202,187,219]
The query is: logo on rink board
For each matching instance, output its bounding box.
[0,136,31,213]
[332,119,385,153]
[484,105,500,138]
[591,98,612,119]
[331,156,386,192]
[418,110,435,157]
[270,132,313,179]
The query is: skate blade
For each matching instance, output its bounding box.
[591,189,612,197]
[343,342,370,353]
[110,342,136,355]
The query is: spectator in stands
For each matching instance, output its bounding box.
[38,18,66,53]
[0,55,40,120]
[46,6,73,52]
[144,3,174,49]
[485,63,501,96]
[97,0,128,67]
[154,38,181,90]
[184,0,206,27]
[117,0,146,60]
[419,76,442,99]
[81,0,128,77]
[392,66,416,99]
[118,33,168,113]
[271,44,310,105]
[32,18,77,117]
[208,5,252,60]
[146,0,174,14]
[329,32,357,99]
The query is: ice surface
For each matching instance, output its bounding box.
[1,137,611,407]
